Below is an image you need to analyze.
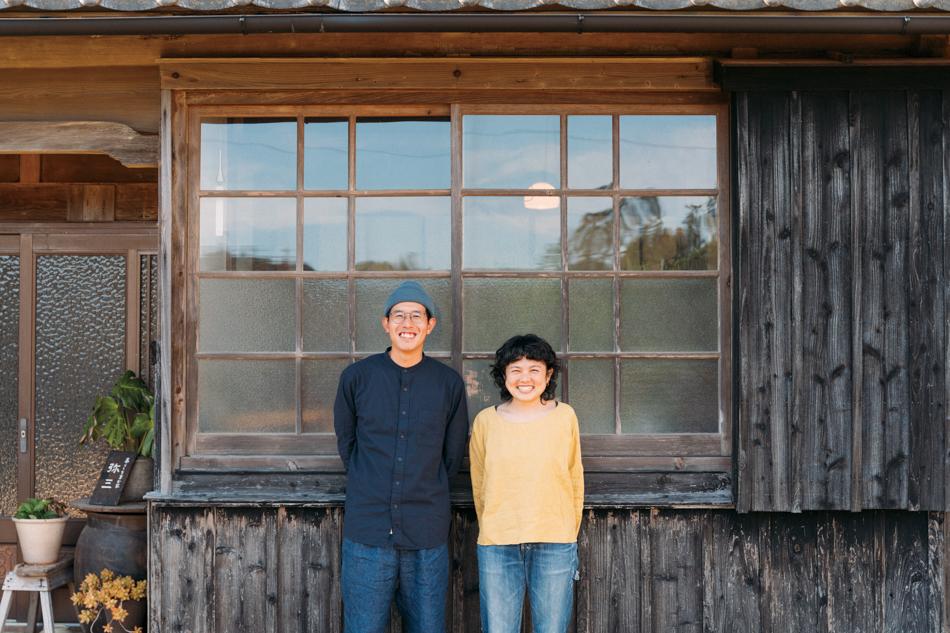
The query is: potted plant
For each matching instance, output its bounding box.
[12,498,68,565]
[80,370,155,502]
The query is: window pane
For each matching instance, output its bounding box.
[198,360,295,433]
[620,278,718,352]
[355,278,452,353]
[620,196,718,271]
[303,198,348,272]
[201,118,296,191]
[567,359,615,434]
[35,256,121,514]
[302,360,350,433]
[302,280,349,352]
[463,278,561,352]
[567,197,613,271]
[0,256,18,515]
[620,359,718,433]
[568,115,612,190]
[463,115,560,189]
[462,359,495,424]
[569,279,613,352]
[356,197,451,271]
[199,279,295,353]
[304,118,348,190]
[619,115,717,189]
[200,197,296,271]
[356,118,450,190]
[464,197,560,270]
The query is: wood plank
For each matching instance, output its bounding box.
[929,513,948,633]
[115,183,158,221]
[882,513,931,633]
[213,507,277,633]
[736,91,754,514]
[161,58,717,92]
[18,155,39,184]
[907,90,947,511]
[702,512,761,633]
[448,509,480,633]
[646,510,703,633]
[277,507,343,633]
[0,66,159,134]
[0,183,155,223]
[822,513,883,633]
[0,122,158,169]
[81,184,116,222]
[42,154,157,184]
[0,156,18,183]
[799,92,853,511]
[761,514,825,633]
[150,507,215,633]
[580,510,641,633]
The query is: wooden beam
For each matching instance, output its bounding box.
[0,122,157,168]
[0,183,156,222]
[160,57,718,92]
[18,155,39,184]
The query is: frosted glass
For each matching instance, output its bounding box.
[462,359,496,425]
[567,359,615,434]
[620,196,718,271]
[302,280,349,352]
[463,116,560,189]
[356,197,450,271]
[463,279,561,352]
[356,118,450,190]
[200,118,296,191]
[569,279,614,352]
[304,118,348,190]
[620,279,718,352]
[0,256,18,515]
[355,279,452,353]
[199,279,295,352]
[34,256,122,513]
[567,197,614,271]
[199,197,296,271]
[568,116,612,190]
[303,198,348,272]
[198,360,295,433]
[302,360,350,433]
[463,197,560,270]
[620,360,718,433]
[619,115,717,189]
[139,255,158,389]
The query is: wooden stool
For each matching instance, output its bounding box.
[0,555,75,633]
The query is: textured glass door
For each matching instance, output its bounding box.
[0,251,19,519]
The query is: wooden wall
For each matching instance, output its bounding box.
[149,505,947,633]
[737,89,949,512]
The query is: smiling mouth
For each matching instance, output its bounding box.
[516,385,535,393]
[398,332,417,339]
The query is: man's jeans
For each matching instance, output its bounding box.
[341,538,449,633]
[477,542,578,633]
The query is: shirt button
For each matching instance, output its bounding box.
[393,504,398,509]
[403,387,408,392]
[395,481,401,486]
[400,433,405,439]
[397,457,403,462]
[401,410,406,415]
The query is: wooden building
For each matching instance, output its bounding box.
[0,3,949,632]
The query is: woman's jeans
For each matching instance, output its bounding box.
[341,538,449,633]
[477,542,578,633]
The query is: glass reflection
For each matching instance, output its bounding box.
[619,115,716,189]
[304,118,348,190]
[463,197,560,270]
[463,115,559,189]
[303,198,347,271]
[620,359,718,433]
[356,118,450,190]
[462,359,496,425]
[200,197,296,271]
[620,196,718,271]
[356,197,450,271]
[567,197,613,270]
[200,118,296,191]
[568,116,612,190]
[356,278,452,353]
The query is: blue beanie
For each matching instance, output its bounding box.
[383,281,437,318]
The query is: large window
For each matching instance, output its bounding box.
[186,104,730,472]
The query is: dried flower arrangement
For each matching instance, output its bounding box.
[71,569,147,633]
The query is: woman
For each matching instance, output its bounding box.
[469,334,584,633]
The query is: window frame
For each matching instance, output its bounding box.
[174,98,732,477]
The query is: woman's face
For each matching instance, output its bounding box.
[504,357,554,406]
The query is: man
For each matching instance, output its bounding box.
[334,281,469,633]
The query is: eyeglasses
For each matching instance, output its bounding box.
[388,311,427,325]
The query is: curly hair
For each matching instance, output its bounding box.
[490,334,560,403]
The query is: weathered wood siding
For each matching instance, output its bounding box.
[737,90,949,512]
[149,505,947,633]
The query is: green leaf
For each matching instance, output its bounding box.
[130,412,152,439]
[140,427,154,458]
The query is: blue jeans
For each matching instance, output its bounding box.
[477,542,578,633]
[341,538,449,633]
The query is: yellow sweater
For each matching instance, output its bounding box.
[469,403,584,546]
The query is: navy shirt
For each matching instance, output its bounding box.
[334,351,469,549]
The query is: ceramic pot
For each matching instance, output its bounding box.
[119,456,154,503]
[12,516,68,564]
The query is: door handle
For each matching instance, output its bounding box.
[19,418,26,453]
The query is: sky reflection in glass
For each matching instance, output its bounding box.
[304,119,348,190]
[463,115,559,189]
[619,115,716,189]
[200,119,296,191]
[568,115,612,190]
[463,196,560,270]
[199,197,296,271]
[356,197,451,270]
[303,198,348,271]
[356,118,450,190]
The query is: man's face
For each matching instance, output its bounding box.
[382,301,436,356]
